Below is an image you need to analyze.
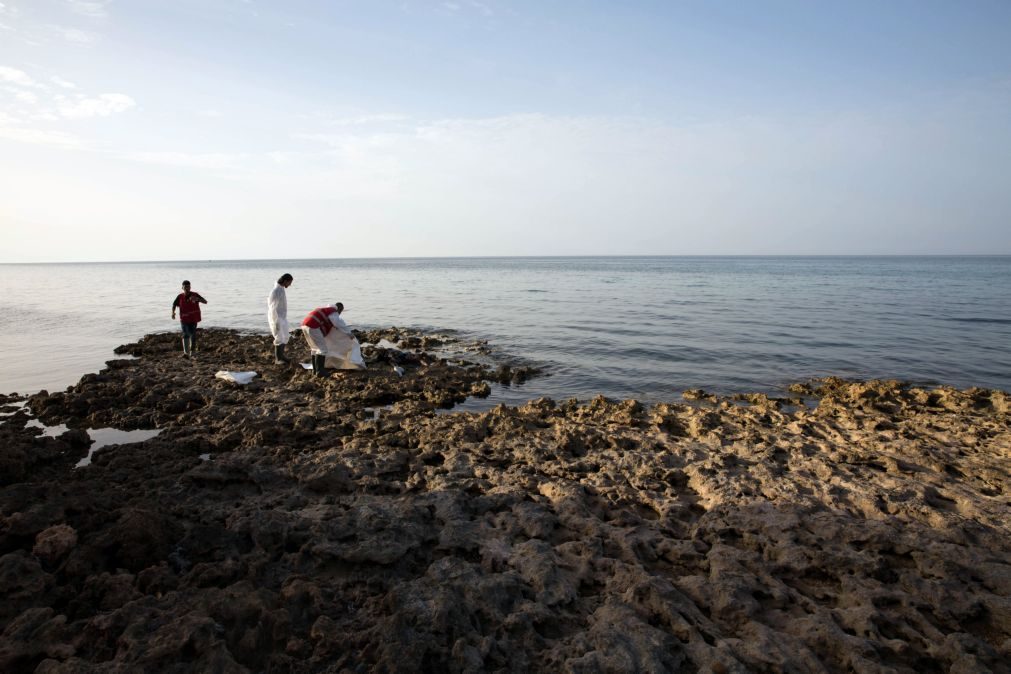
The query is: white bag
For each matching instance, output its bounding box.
[322,330,366,370]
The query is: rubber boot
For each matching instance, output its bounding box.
[182,336,191,357]
[310,354,320,376]
[314,354,328,378]
[274,343,288,364]
[190,334,197,355]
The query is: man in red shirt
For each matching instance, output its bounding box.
[171,280,208,358]
[301,302,350,377]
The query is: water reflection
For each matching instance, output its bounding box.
[75,428,162,468]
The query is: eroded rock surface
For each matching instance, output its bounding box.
[0,330,1008,672]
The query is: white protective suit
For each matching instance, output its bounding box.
[267,284,289,346]
[302,309,366,370]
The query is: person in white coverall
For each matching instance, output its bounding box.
[267,273,294,364]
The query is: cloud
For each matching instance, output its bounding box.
[291,132,343,147]
[264,94,1011,254]
[51,76,78,89]
[292,131,403,150]
[0,1,19,33]
[0,124,80,147]
[0,67,135,149]
[0,66,37,88]
[0,108,81,147]
[66,0,110,19]
[292,112,409,128]
[4,69,1007,255]
[439,0,494,16]
[59,93,135,118]
[330,113,409,126]
[123,151,247,171]
[49,25,96,44]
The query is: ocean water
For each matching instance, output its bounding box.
[1,257,1009,407]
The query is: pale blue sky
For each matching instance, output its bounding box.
[1,0,1009,261]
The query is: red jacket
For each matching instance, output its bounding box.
[302,306,339,335]
[175,292,204,323]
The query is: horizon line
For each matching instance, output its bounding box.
[2,253,1011,265]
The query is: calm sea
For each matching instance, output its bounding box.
[1,257,1009,407]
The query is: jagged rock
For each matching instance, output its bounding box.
[58,429,91,449]
[32,525,78,565]
[0,331,1007,672]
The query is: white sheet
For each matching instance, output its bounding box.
[322,329,366,370]
[215,371,258,385]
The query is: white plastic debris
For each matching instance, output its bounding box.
[376,339,403,351]
[214,371,258,385]
[392,365,405,376]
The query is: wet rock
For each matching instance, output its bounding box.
[0,608,72,671]
[76,571,139,612]
[683,388,717,402]
[32,524,78,565]
[0,330,1008,672]
[0,551,52,623]
[136,563,179,595]
[93,508,181,573]
[300,462,353,494]
[58,428,91,449]
[687,409,722,438]
[651,402,688,435]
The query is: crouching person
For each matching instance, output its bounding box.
[301,302,350,377]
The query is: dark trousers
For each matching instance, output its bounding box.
[180,322,198,353]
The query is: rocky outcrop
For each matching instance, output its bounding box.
[0,329,1008,672]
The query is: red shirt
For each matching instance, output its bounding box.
[302,306,339,335]
[174,292,205,323]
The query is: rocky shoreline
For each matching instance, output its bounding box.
[1,328,1009,672]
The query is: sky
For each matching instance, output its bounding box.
[1,0,1010,261]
